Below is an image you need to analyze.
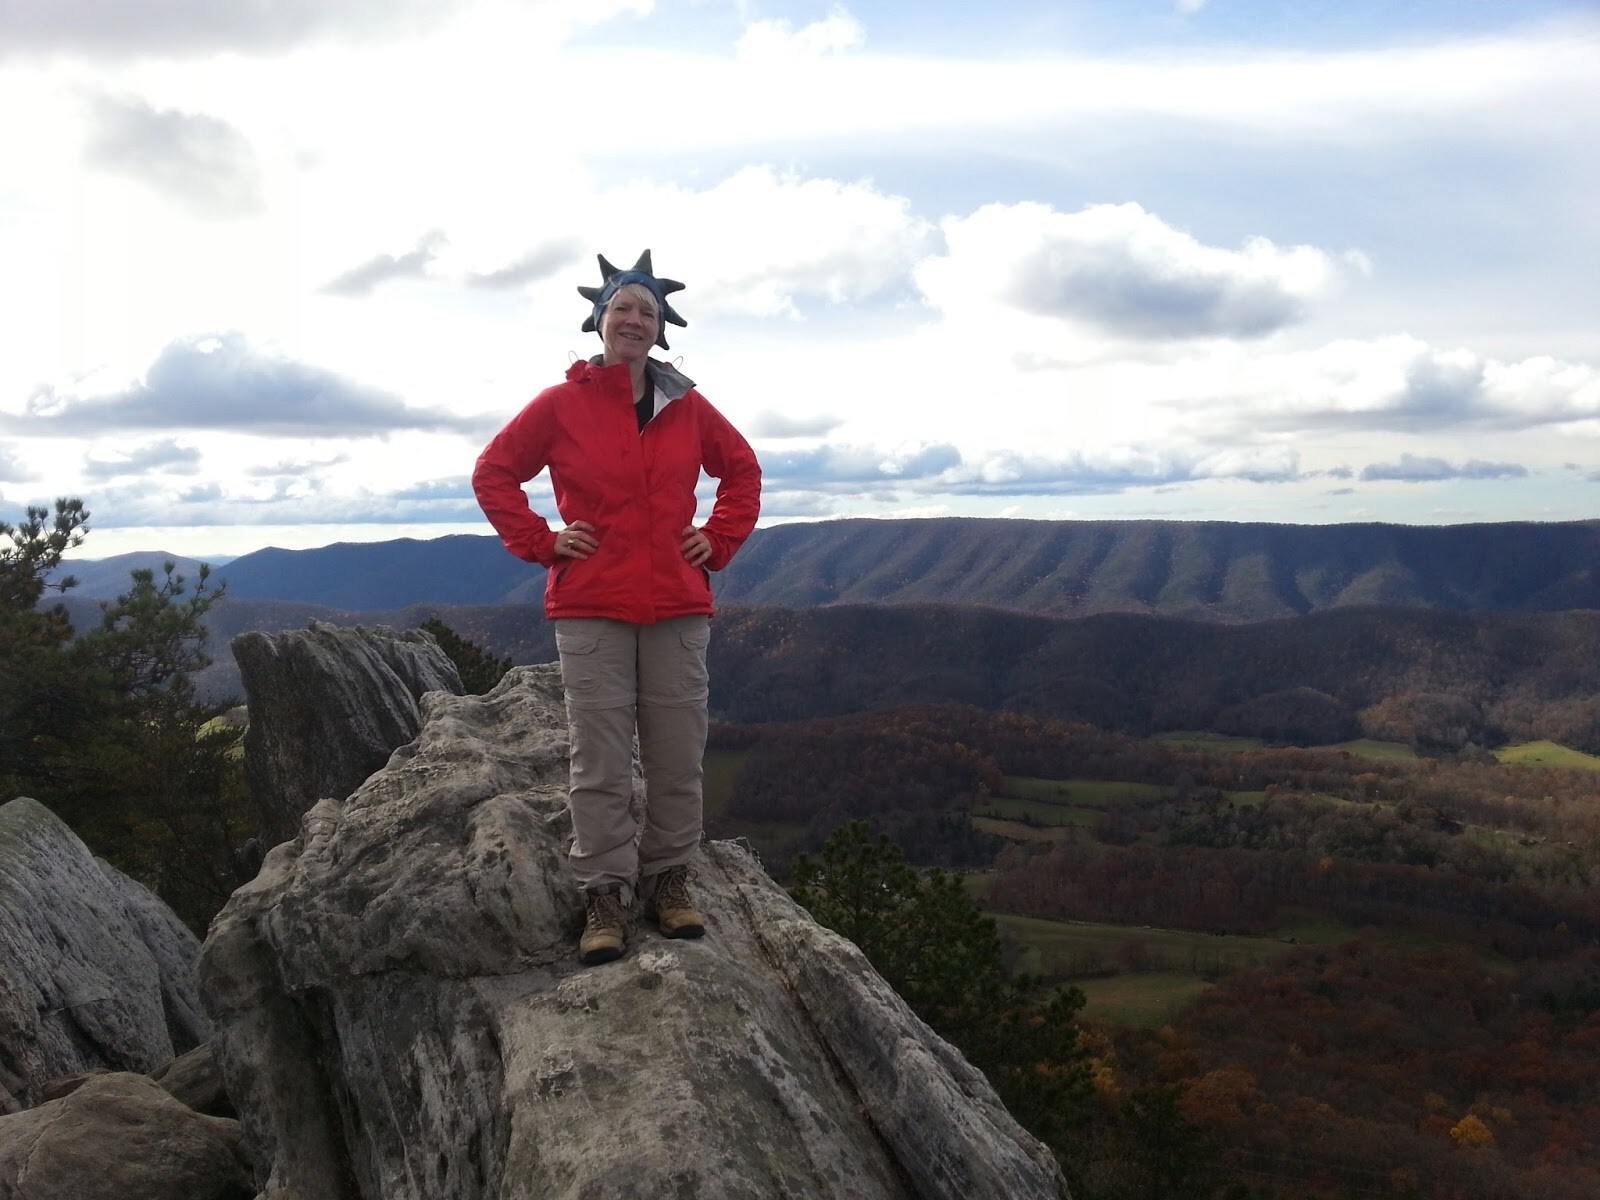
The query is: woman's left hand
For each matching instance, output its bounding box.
[681,525,713,567]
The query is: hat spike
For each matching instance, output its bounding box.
[577,248,689,349]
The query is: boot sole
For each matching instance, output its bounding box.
[579,944,625,965]
[660,922,705,939]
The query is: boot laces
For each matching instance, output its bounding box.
[655,865,695,912]
[586,887,628,932]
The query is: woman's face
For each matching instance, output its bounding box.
[600,287,660,365]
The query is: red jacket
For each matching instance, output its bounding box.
[472,356,762,624]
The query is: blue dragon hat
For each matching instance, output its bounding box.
[578,249,687,350]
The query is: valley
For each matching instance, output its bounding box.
[701,707,1600,1197]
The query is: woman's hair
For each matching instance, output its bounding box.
[604,282,659,322]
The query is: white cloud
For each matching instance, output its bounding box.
[83,438,202,480]
[918,201,1339,341]
[1207,337,1600,435]
[9,333,487,438]
[321,231,448,296]
[755,438,1303,497]
[0,0,657,60]
[0,0,467,58]
[746,411,843,439]
[1359,454,1527,483]
[1,5,1596,551]
[0,444,38,484]
[583,167,934,319]
[81,94,264,218]
[736,8,865,59]
[557,20,1600,157]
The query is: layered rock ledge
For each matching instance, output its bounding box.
[199,663,1070,1199]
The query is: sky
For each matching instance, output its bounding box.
[1,0,1597,560]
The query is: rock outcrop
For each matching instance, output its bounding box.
[233,621,464,848]
[200,661,1070,1200]
[153,1042,235,1118]
[0,797,211,1114]
[0,1072,253,1199]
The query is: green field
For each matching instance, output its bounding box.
[974,776,1292,843]
[1496,740,1600,771]
[1000,777,1175,805]
[992,912,1297,981]
[987,914,1259,1028]
[984,904,1520,1026]
[1331,738,1418,761]
[973,797,1096,827]
[1074,972,1215,1028]
[974,777,1187,835]
[971,815,1073,843]
[1155,731,1265,752]
[1155,731,1422,762]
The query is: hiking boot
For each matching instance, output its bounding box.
[578,884,629,965]
[644,864,705,939]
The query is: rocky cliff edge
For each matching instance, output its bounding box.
[199,662,1070,1200]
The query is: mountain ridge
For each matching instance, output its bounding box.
[154,517,1600,620]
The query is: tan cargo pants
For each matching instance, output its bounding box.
[554,615,710,892]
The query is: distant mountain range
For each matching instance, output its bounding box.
[60,517,1600,620]
[52,551,231,600]
[51,517,1600,749]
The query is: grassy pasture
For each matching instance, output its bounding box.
[1156,731,1422,762]
[1267,907,1358,945]
[1155,731,1264,752]
[975,777,1183,835]
[971,816,1072,843]
[1331,738,1418,761]
[999,777,1175,805]
[991,913,1295,981]
[1496,740,1600,771]
[973,797,1096,827]
[1073,972,1214,1028]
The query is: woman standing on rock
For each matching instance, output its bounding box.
[472,251,762,965]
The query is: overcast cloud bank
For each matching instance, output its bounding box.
[1,0,1596,556]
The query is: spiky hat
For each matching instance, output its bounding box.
[578,249,687,350]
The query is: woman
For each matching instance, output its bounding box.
[472,250,761,965]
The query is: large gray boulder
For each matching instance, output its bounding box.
[0,1071,253,1199]
[199,664,1069,1200]
[0,797,210,1114]
[233,621,464,849]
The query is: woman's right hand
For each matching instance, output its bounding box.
[555,521,598,559]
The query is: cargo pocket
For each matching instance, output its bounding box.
[655,621,710,706]
[556,626,629,710]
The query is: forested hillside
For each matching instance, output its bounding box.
[68,593,1600,753]
[68,516,1600,619]
[707,604,1600,752]
[705,704,1600,1198]
[715,517,1600,620]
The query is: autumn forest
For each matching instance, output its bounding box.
[707,706,1600,1199]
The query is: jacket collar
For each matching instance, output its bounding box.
[571,355,696,402]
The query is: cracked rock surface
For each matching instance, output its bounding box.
[0,797,210,1114]
[233,620,464,849]
[200,661,1070,1200]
